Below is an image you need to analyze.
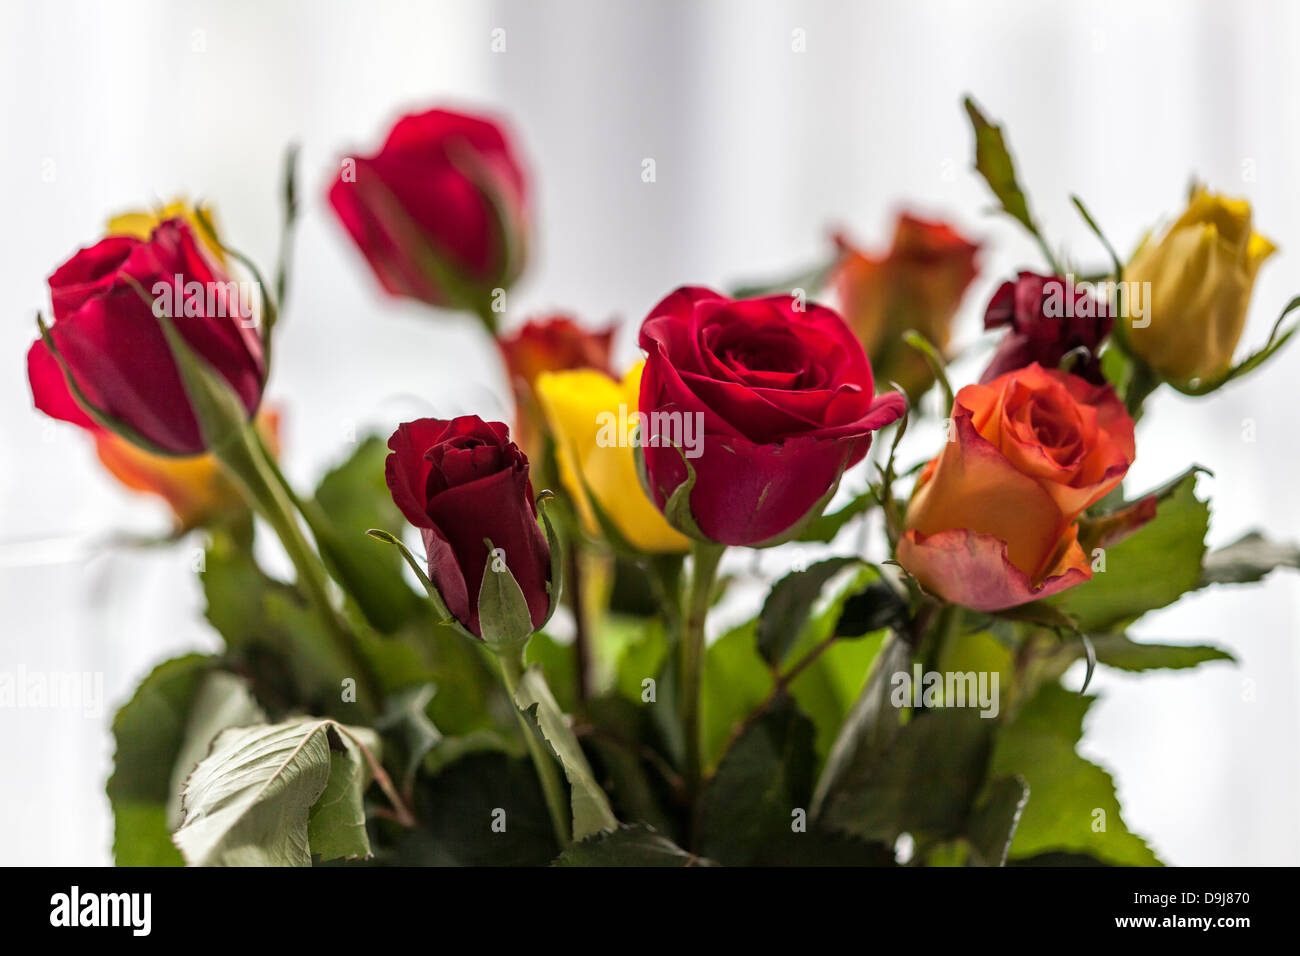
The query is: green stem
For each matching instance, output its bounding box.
[915,602,960,699]
[1124,360,1160,423]
[680,540,725,803]
[565,541,591,703]
[215,424,377,717]
[497,648,572,848]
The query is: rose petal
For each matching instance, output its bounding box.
[897,526,1091,612]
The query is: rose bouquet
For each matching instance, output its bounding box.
[29,96,1299,867]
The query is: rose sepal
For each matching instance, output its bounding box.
[365,528,479,643]
[535,490,565,622]
[632,441,710,543]
[476,538,536,652]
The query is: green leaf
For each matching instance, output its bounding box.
[202,533,359,716]
[698,696,817,866]
[393,752,558,865]
[580,695,679,838]
[968,776,1029,867]
[757,557,862,666]
[790,632,887,770]
[991,683,1159,866]
[166,671,266,829]
[310,436,419,633]
[173,717,377,866]
[525,631,578,714]
[963,95,1057,272]
[819,707,995,845]
[107,654,213,866]
[795,491,874,543]
[1200,531,1300,586]
[834,580,911,638]
[553,824,709,867]
[811,634,912,816]
[377,683,442,792]
[1090,633,1234,671]
[701,620,775,772]
[513,665,619,840]
[1049,471,1209,632]
[308,726,380,862]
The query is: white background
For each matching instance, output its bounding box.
[2,0,1297,865]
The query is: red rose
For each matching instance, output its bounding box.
[27,219,265,455]
[637,287,906,546]
[981,272,1112,385]
[385,415,551,639]
[328,107,528,311]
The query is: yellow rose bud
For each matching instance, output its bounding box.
[93,408,281,531]
[1124,187,1276,383]
[107,198,226,263]
[535,362,689,554]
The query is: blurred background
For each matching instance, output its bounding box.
[2,0,1298,865]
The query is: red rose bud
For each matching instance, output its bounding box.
[328,107,528,312]
[981,272,1113,385]
[499,314,616,462]
[27,219,265,455]
[637,287,906,547]
[385,415,552,641]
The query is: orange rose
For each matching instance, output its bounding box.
[833,214,980,401]
[897,364,1136,611]
[93,408,281,531]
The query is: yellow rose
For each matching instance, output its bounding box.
[107,198,225,263]
[536,362,689,554]
[93,408,281,532]
[1124,187,1276,383]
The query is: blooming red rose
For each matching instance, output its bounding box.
[385,415,551,639]
[329,107,528,311]
[499,315,616,462]
[27,219,265,455]
[897,363,1136,611]
[981,272,1112,385]
[637,287,906,546]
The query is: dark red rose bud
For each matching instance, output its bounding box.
[637,287,906,547]
[328,107,528,311]
[27,219,265,455]
[980,271,1113,385]
[385,415,551,639]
